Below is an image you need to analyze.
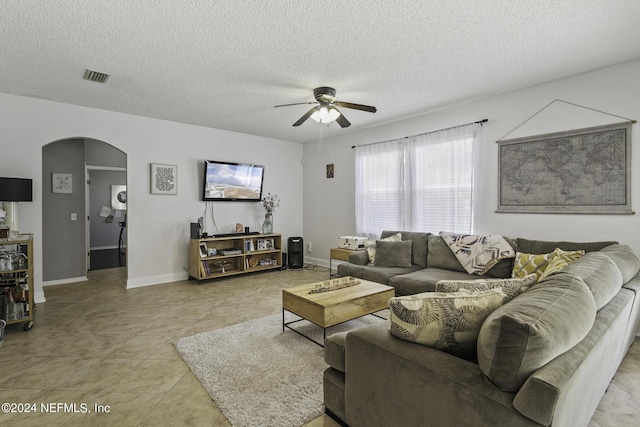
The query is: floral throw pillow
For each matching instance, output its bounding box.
[388,288,506,357]
[436,274,536,303]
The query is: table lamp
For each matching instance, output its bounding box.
[0,177,33,239]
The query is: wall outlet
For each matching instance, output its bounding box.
[307,242,312,253]
[71,213,77,221]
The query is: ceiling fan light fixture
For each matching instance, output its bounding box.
[311,106,340,124]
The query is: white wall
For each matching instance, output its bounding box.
[303,59,640,266]
[0,93,303,302]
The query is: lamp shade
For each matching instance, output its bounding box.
[0,178,33,202]
[310,106,341,124]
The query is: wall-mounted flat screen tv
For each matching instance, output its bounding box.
[202,160,265,201]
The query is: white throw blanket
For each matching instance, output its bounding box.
[440,232,515,275]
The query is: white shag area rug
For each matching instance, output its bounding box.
[174,312,386,427]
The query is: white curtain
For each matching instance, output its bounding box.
[355,123,479,237]
[354,139,406,239]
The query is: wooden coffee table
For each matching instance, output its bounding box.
[282,277,394,346]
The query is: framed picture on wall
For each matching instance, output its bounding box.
[52,173,72,193]
[497,122,632,214]
[150,163,178,195]
[326,163,334,178]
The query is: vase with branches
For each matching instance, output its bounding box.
[261,193,280,234]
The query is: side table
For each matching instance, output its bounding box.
[329,247,360,278]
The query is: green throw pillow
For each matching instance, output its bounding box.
[538,248,585,281]
[512,252,554,280]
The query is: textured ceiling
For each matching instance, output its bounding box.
[2,0,640,143]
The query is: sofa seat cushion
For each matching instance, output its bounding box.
[436,274,536,303]
[559,253,623,310]
[390,267,480,295]
[337,262,421,286]
[477,274,596,392]
[389,288,506,357]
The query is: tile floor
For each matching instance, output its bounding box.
[0,267,638,427]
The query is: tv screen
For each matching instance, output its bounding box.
[202,160,265,201]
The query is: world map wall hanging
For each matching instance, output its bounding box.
[497,122,632,214]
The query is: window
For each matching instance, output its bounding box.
[355,123,478,238]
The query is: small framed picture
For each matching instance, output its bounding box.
[265,238,275,250]
[257,239,267,250]
[151,163,178,195]
[199,243,208,258]
[326,164,334,178]
[52,173,73,193]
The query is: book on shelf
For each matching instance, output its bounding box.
[201,260,211,275]
[221,249,242,255]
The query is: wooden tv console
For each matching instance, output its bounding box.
[188,233,282,282]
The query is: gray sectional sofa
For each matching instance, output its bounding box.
[325,231,640,427]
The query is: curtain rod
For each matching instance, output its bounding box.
[351,118,488,149]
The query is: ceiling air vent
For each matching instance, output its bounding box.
[83,69,110,83]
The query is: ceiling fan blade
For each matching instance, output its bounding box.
[334,101,377,113]
[274,101,317,108]
[335,110,351,128]
[292,107,318,127]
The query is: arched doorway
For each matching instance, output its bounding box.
[42,138,127,284]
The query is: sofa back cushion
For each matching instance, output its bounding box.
[381,230,430,268]
[427,234,515,278]
[515,238,616,254]
[599,244,640,283]
[477,274,596,392]
[560,253,623,310]
[427,234,466,272]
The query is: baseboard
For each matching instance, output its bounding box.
[39,276,88,303]
[126,272,188,289]
[43,276,88,287]
[34,289,47,304]
[325,409,349,427]
[304,256,331,269]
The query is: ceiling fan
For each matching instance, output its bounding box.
[274,87,376,128]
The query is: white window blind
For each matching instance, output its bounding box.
[355,123,478,238]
